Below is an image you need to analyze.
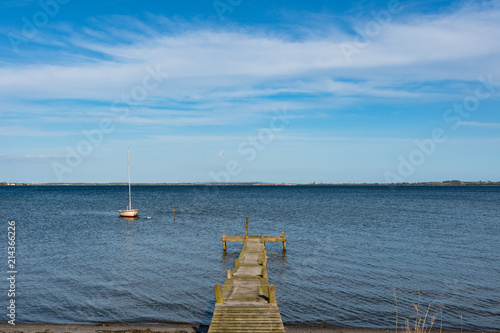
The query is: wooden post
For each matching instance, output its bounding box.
[234,259,239,269]
[222,233,227,251]
[245,217,249,237]
[282,231,286,252]
[262,266,268,279]
[268,285,277,303]
[214,284,223,304]
[226,270,233,279]
[262,256,267,267]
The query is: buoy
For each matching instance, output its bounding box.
[146,217,152,219]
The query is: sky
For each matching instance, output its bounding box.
[0,0,499,184]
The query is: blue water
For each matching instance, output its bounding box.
[1,185,499,330]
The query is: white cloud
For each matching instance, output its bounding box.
[0,153,65,160]
[0,126,74,137]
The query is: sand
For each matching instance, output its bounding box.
[0,323,495,333]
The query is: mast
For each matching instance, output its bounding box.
[128,148,132,210]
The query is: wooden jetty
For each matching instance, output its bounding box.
[208,218,286,333]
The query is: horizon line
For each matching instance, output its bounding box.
[2,180,500,186]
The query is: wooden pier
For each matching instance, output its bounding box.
[208,218,286,333]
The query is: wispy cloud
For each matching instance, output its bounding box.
[1,1,499,107]
[0,126,75,137]
[0,153,65,160]
[1,0,34,8]
[458,121,500,128]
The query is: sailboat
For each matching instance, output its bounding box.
[119,149,139,217]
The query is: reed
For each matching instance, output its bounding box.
[394,289,441,333]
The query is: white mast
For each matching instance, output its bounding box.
[128,148,132,210]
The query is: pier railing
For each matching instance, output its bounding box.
[221,217,287,251]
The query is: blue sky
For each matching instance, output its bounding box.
[0,0,499,183]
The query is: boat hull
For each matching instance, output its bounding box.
[119,209,139,217]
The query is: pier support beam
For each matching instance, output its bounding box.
[222,233,226,251]
[262,266,268,279]
[214,284,223,304]
[268,284,277,303]
[282,231,286,252]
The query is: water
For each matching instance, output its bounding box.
[1,185,499,330]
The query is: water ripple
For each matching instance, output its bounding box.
[2,185,499,330]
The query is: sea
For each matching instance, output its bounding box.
[1,185,499,330]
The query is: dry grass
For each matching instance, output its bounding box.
[394,289,442,333]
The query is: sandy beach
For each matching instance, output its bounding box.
[0,323,496,333]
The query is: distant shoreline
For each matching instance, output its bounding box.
[1,181,500,187]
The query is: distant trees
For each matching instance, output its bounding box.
[442,180,462,185]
